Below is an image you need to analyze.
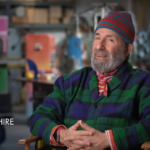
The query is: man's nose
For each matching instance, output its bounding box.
[95,40,105,50]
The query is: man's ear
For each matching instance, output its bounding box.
[125,44,133,57]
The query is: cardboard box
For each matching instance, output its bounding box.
[49,18,60,24]
[64,8,74,17]
[49,6,62,18]
[62,16,70,24]
[12,16,28,24]
[26,7,35,24]
[34,8,48,24]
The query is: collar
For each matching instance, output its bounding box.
[89,57,133,102]
[96,68,118,81]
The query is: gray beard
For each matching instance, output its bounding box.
[91,46,125,73]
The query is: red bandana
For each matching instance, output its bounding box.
[96,69,118,97]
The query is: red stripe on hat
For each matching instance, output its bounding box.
[103,18,134,40]
[105,14,134,30]
[108,12,131,24]
[98,19,133,42]
[106,16,134,35]
[122,11,131,17]
[97,23,132,43]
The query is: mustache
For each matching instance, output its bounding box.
[92,49,110,57]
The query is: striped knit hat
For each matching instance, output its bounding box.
[95,11,135,44]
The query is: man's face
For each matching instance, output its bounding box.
[91,28,126,73]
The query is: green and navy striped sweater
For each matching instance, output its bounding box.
[30,58,150,150]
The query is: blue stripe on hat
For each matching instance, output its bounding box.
[94,25,132,44]
[115,11,132,21]
[97,22,132,42]
[121,12,132,21]
[106,16,135,33]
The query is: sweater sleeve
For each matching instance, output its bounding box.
[50,125,67,146]
[105,130,117,150]
[29,76,67,146]
[112,87,150,150]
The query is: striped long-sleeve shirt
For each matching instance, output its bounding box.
[30,58,150,150]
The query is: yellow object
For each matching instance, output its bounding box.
[133,65,138,69]
[25,71,34,80]
[37,139,46,150]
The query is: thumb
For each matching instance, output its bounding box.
[79,120,93,131]
[70,120,81,130]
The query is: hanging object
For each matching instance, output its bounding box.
[93,3,117,31]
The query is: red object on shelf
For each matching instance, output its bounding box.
[25,33,56,71]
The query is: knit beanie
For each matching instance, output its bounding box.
[95,11,135,44]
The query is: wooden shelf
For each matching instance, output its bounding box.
[0,1,75,7]
[10,23,72,29]
[0,0,76,30]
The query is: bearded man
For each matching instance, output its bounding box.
[30,11,150,150]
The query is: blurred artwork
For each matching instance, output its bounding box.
[25,33,56,71]
[0,16,8,55]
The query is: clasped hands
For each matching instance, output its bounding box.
[59,120,110,150]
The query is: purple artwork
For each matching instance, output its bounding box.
[0,16,8,54]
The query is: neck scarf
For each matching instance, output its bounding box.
[96,69,118,97]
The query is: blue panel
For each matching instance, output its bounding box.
[68,37,82,69]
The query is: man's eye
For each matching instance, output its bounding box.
[109,39,114,42]
[95,37,100,40]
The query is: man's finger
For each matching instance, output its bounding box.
[64,130,93,142]
[64,135,80,141]
[76,130,93,136]
[64,134,88,141]
[67,148,85,150]
[70,120,81,130]
[73,140,91,147]
[67,145,85,150]
[79,120,94,131]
